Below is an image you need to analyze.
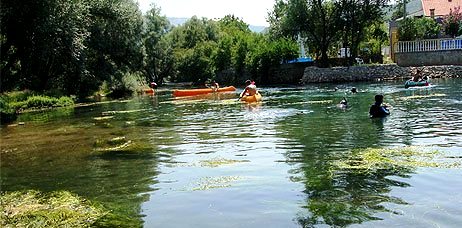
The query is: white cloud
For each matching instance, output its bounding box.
[137,0,274,26]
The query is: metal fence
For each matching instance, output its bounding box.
[396,38,462,53]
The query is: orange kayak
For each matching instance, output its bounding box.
[173,86,236,97]
[240,92,262,103]
[144,88,155,94]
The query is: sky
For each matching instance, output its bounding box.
[136,0,275,26]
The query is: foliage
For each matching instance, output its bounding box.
[416,17,441,39]
[0,190,107,227]
[268,0,386,67]
[246,36,298,81]
[1,0,145,98]
[398,17,441,41]
[143,5,173,85]
[85,0,144,97]
[359,22,389,63]
[0,91,74,122]
[164,14,298,84]
[334,0,387,64]
[442,6,462,37]
[277,0,341,67]
[390,0,405,20]
[1,0,90,94]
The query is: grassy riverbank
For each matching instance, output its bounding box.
[0,91,74,123]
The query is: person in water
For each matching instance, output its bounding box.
[369,94,390,118]
[206,80,220,91]
[240,80,258,98]
[150,82,158,89]
[339,97,348,108]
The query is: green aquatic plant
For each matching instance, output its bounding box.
[199,158,250,167]
[93,136,154,155]
[0,190,107,228]
[190,176,241,191]
[400,93,446,101]
[335,147,459,174]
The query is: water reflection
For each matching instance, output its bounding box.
[1,79,461,227]
[275,79,462,227]
[1,98,164,226]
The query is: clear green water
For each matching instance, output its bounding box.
[1,78,462,227]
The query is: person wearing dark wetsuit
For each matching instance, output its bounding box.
[369,94,390,118]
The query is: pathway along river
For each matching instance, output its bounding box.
[1,78,462,227]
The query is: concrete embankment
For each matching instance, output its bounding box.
[299,64,462,84]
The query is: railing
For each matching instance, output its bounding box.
[396,38,462,53]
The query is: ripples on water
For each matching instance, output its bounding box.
[1,79,462,227]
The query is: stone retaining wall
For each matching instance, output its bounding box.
[300,64,462,84]
[395,50,462,67]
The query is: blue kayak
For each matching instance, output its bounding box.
[405,80,430,88]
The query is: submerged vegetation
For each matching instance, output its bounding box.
[0,190,107,227]
[335,147,461,174]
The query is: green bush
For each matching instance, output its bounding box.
[398,17,441,41]
[1,92,74,113]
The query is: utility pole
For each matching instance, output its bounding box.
[403,0,407,19]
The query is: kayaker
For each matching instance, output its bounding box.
[369,94,390,118]
[150,82,158,89]
[411,69,422,82]
[206,80,220,92]
[211,80,220,92]
[240,80,257,98]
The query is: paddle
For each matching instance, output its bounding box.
[237,91,245,101]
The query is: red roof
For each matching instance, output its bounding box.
[422,0,462,16]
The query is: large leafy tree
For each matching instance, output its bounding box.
[1,0,90,93]
[335,0,387,63]
[398,17,440,41]
[85,0,144,96]
[143,5,173,85]
[1,0,144,97]
[268,0,388,67]
[269,0,341,67]
[167,17,219,83]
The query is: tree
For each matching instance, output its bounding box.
[442,6,462,38]
[167,17,219,83]
[1,0,90,94]
[143,4,173,85]
[398,17,440,41]
[391,0,405,20]
[287,0,341,67]
[85,0,144,96]
[1,0,145,97]
[335,0,388,64]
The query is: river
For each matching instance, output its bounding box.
[1,78,461,227]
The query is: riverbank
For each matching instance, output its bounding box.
[300,64,462,84]
[0,92,75,124]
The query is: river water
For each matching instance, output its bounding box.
[1,78,461,227]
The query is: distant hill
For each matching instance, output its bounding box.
[168,17,267,33]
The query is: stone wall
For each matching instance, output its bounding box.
[395,50,462,67]
[269,62,313,84]
[300,64,462,84]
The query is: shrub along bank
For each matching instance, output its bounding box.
[0,91,74,124]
